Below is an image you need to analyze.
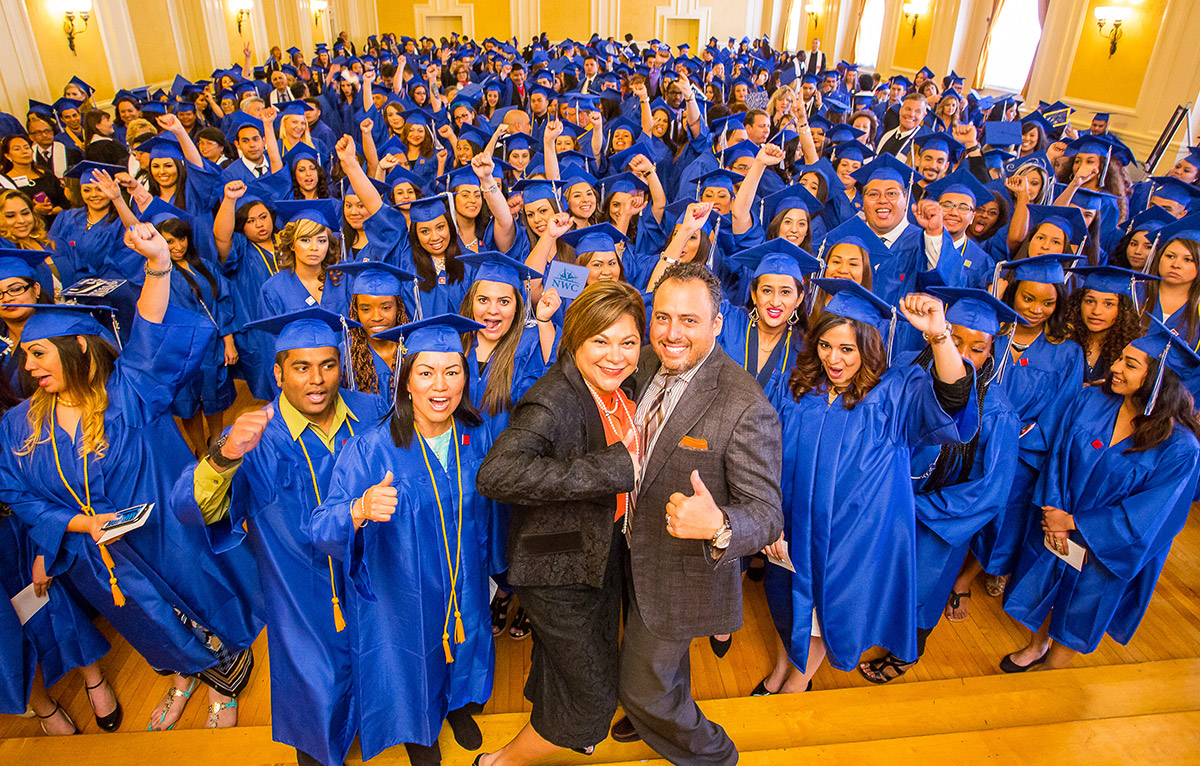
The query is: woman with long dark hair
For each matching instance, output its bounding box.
[1001,320,1200,671]
[138,114,222,219]
[760,281,974,695]
[327,261,413,402]
[1064,266,1153,383]
[1140,215,1200,349]
[0,224,262,731]
[310,314,496,766]
[0,136,68,224]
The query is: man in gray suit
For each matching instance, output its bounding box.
[610,262,784,764]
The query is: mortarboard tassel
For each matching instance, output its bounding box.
[443,630,455,663]
[454,609,465,644]
[339,316,357,392]
[328,557,346,632]
[1144,346,1170,416]
[1142,232,1161,275]
[886,309,898,365]
[98,543,126,607]
[109,315,123,351]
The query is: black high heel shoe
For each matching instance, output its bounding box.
[709,635,732,658]
[86,676,123,732]
[35,701,77,736]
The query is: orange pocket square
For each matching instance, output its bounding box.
[679,436,709,450]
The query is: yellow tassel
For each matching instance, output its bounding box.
[332,597,346,633]
[443,633,454,664]
[98,544,125,607]
[454,612,465,645]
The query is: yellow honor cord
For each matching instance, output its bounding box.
[254,243,279,276]
[415,418,465,664]
[744,320,791,376]
[50,399,125,607]
[297,419,354,633]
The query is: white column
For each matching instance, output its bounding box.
[923,0,961,77]
[1024,0,1088,107]
[165,0,196,78]
[873,0,902,74]
[590,0,620,38]
[297,0,315,56]
[249,0,269,54]
[199,0,232,68]
[0,0,50,113]
[745,0,764,40]
[511,0,540,43]
[93,0,145,89]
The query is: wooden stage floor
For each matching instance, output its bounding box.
[2,506,1199,739]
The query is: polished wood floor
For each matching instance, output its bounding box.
[2,507,1199,740]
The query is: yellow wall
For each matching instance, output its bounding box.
[475,3,511,44]
[891,1,933,71]
[27,0,113,97]
[376,0,417,37]
[621,3,657,41]
[1064,0,1164,109]
[225,5,255,64]
[129,0,183,85]
[540,11,590,42]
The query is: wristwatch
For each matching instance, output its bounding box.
[710,514,732,550]
[208,434,241,470]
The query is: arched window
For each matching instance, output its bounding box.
[855,0,886,69]
[982,0,1042,91]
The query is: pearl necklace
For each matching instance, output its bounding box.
[584,380,638,454]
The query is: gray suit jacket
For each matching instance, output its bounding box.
[629,344,783,640]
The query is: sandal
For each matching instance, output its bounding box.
[508,605,531,640]
[985,574,1008,598]
[205,697,238,729]
[86,676,123,732]
[945,590,971,623]
[857,653,914,685]
[36,701,77,736]
[148,678,197,731]
[490,591,513,636]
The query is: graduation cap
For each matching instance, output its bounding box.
[52,97,83,116]
[927,287,1024,337]
[1125,206,1176,237]
[983,149,1016,171]
[999,253,1078,285]
[605,116,642,140]
[832,140,875,164]
[27,99,55,120]
[137,135,184,161]
[761,185,824,226]
[245,306,360,353]
[63,160,125,185]
[1025,204,1088,245]
[511,178,561,204]
[1133,315,1200,414]
[67,75,94,97]
[375,313,484,351]
[1067,265,1159,303]
[850,153,917,188]
[141,197,191,226]
[407,195,455,224]
[286,46,301,58]
[720,139,761,167]
[1146,176,1200,209]
[984,121,1023,147]
[924,167,991,205]
[729,239,821,284]
[1064,134,1134,167]
[560,166,600,191]
[276,101,317,120]
[818,217,891,261]
[600,171,650,197]
[1154,211,1200,245]
[18,303,119,343]
[283,143,321,169]
[560,223,628,255]
[459,251,541,293]
[0,248,49,281]
[224,111,265,142]
[1020,111,1056,139]
[812,278,896,348]
[385,165,428,197]
[606,140,653,172]
[1071,186,1118,215]
[825,124,866,145]
[275,199,340,230]
[328,261,416,296]
[913,131,966,162]
[696,168,744,195]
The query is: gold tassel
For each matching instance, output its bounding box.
[331,597,346,633]
[443,633,454,664]
[98,544,125,607]
[454,611,465,645]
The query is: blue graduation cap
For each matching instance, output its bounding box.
[511,179,561,204]
[275,199,340,230]
[1071,186,1118,214]
[850,153,917,188]
[1000,253,1078,284]
[696,168,744,195]
[141,197,190,226]
[283,143,321,169]
[1146,176,1200,208]
[1154,212,1200,245]
[455,124,492,148]
[917,66,936,81]
[601,171,650,197]
[983,148,1016,171]
[18,303,118,343]
[984,121,1023,147]
[376,313,485,351]
[794,157,841,191]
[720,139,760,167]
[926,287,1024,336]
[1133,315,1200,414]
[63,160,125,185]
[1067,265,1158,301]
[407,195,453,224]
[328,261,416,296]
[560,165,600,190]
[560,223,628,255]
[812,277,894,337]
[1064,134,1134,167]
[762,184,824,223]
[0,248,49,281]
[52,97,83,116]
[68,75,94,97]
[818,217,890,260]
[244,306,359,353]
[924,167,991,205]
[459,251,541,293]
[606,140,654,172]
[913,131,966,162]
[277,100,316,119]
[502,132,538,156]
[1124,207,1176,244]
[832,140,875,164]
[1026,204,1088,246]
[27,99,55,119]
[1020,111,1056,138]
[137,135,184,161]
[825,124,866,145]
[223,112,266,144]
[729,239,821,283]
[386,163,427,194]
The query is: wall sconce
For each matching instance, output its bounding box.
[232,0,253,35]
[903,0,929,38]
[806,10,819,29]
[1094,5,1130,57]
[311,0,327,24]
[61,0,92,55]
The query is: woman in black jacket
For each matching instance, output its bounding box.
[475,281,644,765]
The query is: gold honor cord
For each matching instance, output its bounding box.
[744,321,791,376]
[415,418,466,664]
[50,398,125,606]
[297,419,355,633]
[253,243,279,276]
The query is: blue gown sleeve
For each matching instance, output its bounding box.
[887,363,979,449]
[107,309,217,427]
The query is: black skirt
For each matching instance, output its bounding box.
[514,521,625,749]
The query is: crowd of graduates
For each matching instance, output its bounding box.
[0,24,1199,766]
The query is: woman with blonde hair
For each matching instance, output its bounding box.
[261,201,349,317]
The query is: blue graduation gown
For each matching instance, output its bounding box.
[972,335,1085,574]
[171,390,384,766]
[717,302,802,405]
[0,313,264,675]
[167,265,236,415]
[911,381,1020,630]
[0,513,109,714]
[218,234,279,400]
[767,363,978,671]
[1003,387,1200,652]
[310,419,496,759]
[262,268,351,317]
[47,209,126,283]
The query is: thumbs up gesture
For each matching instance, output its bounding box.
[354,471,398,527]
[665,470,724,540]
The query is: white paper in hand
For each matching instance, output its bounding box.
[11,583,49,625]
[1043,535,1087,571]
[767,540,796,573]
[543,260,590,302]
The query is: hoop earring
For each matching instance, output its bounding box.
[749,307,760,325]
[787,310,799,326]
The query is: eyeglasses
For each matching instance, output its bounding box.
[939,201,976,213]
[864,189,904,202]
[0,282,34,299]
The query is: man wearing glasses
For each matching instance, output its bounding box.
[24,114,79,179]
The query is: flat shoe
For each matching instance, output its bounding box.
[999,651,1047,673]
[751,676,777,696]
[610,715,641,743]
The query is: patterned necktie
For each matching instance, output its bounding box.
[641,373,677,453]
